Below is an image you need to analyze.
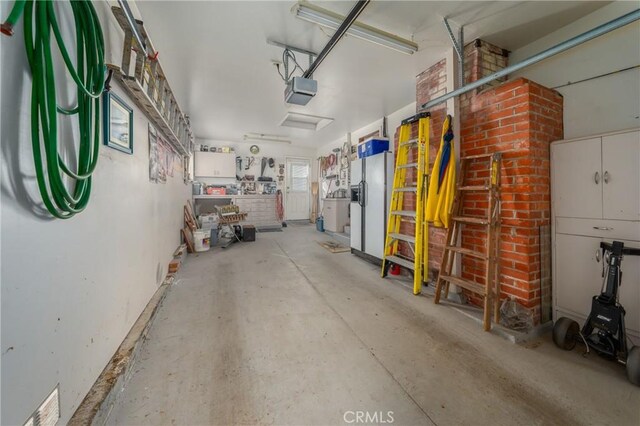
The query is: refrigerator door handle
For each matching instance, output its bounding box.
[358,181,365,207]
[362,181,367,207]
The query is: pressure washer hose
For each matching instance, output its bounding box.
[2,0,106,219]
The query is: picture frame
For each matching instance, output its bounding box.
[103,91,133,154]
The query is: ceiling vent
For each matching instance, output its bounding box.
[280,112,334,131]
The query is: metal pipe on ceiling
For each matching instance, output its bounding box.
[303,0,370,79]
[420,8,640,111]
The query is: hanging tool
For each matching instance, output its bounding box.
[434,152,503,331]
[245,156,255,170]
[261,157,267,177]
[332,147,341,185]
[381,112,430,295]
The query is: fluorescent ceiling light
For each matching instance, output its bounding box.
[293,2,418,55]
[243,133,292,144]
[280,112,334,131]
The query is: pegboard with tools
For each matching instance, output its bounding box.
[318,141,351,201]
[236,154,281,194]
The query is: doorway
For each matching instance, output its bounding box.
[285,158,310,221]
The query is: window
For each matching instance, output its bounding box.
[290,162,309,192]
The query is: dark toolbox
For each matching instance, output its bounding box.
[242,225,256,242]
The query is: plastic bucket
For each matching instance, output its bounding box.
[193,229,211,252]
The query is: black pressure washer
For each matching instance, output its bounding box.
[553,241,640,385]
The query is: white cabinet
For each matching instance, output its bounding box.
[551,137,601,218]
[551,132,640,220]
[554,233,640,335]
[602,132,640,221]
[194,152,236,178]
[322,198,350,232]
[551,129,640,342]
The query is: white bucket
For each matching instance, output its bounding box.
[193,229,211,252]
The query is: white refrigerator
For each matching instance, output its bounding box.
[350,151,394,261]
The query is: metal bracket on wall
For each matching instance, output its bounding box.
[443,17,464,88]
[108,6,194,157]
[267,39,318,78]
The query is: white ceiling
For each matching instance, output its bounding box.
[134,1,609,147]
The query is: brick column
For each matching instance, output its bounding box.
[459,39,563,323]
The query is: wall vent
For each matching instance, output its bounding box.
[24,386,60,426]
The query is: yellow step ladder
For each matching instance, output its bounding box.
[381,112,430,295]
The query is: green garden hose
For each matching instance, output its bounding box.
[2,0,106,219]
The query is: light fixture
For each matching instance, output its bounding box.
[243,133,292,144]
[293,2,418,55]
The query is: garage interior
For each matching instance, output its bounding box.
[1,1,639,425]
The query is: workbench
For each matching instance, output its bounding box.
[193,194,281,229]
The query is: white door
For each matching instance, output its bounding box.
[551,138,602,218]
[285,158,310,220]
[554,234,640,336]
[602,131,640,221]
[364,153,387,259]
[554,233,603,319]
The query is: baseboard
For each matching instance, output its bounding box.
[68,277,172,425]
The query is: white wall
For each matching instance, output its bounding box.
[510,2,640,139]
[316,102,417,157]
[0,2,189,424]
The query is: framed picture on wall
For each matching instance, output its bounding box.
[103,92,133,154]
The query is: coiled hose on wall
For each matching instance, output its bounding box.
[2,0,106,219]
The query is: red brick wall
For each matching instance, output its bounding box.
[459,79,563,322]
[417,58,447,106]
[464,39,509,92]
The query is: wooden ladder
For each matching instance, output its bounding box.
[434,152,502,331]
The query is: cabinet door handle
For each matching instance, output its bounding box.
[596,249,601,262]
[594,171,600,184]
[593,226,613,231]
[603,170,610,184]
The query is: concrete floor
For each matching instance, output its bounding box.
[107,224,640,425]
